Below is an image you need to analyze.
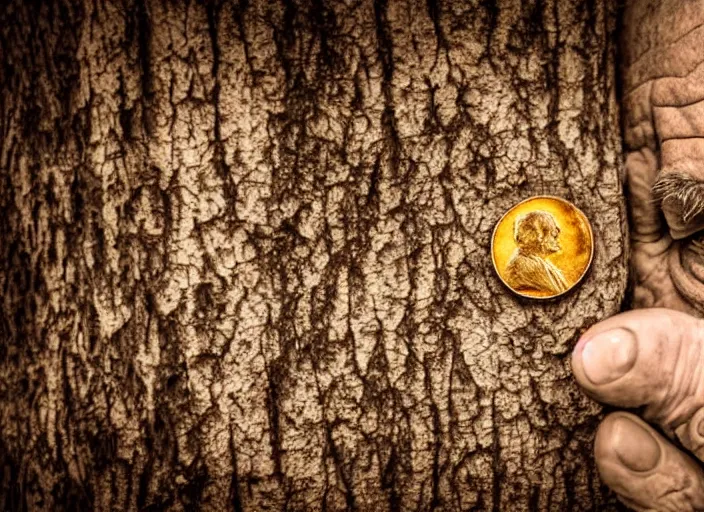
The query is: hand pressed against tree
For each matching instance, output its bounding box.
[572,311,704,511]
[571,2,704,510]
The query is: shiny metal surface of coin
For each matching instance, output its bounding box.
[491,196,594,299]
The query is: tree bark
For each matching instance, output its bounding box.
[0,0,627,510]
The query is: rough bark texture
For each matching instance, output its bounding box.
[0,0,627,510]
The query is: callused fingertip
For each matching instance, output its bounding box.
[580,328,637,385]
[609,415,661,473]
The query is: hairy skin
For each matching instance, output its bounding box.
[572,1,704,510]
[652,171,704,227]
[0,0,627,511]
[622,0,704,307]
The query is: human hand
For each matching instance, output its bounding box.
[572,310,704,510]
[571,3,704,510]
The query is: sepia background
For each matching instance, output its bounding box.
[0,0,627,510]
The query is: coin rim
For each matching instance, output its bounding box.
[490,195,595,300]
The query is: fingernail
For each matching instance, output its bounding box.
[612,416,660,472]
[581,328,637,385]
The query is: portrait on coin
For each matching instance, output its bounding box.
[504,210,569,295]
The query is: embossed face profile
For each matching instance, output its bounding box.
[514,211,562,257]
[506,211,569,295]
[491,196,594,299]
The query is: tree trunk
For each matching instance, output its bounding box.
[0,0,627,510]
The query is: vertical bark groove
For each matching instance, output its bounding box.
[1,0,627,510]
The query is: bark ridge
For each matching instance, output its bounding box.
[0,0,627,510]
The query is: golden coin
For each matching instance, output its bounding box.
[491,196,594,299]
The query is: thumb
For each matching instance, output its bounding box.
[572,308,704,450]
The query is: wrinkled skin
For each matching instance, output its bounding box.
[571,1,704,510]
